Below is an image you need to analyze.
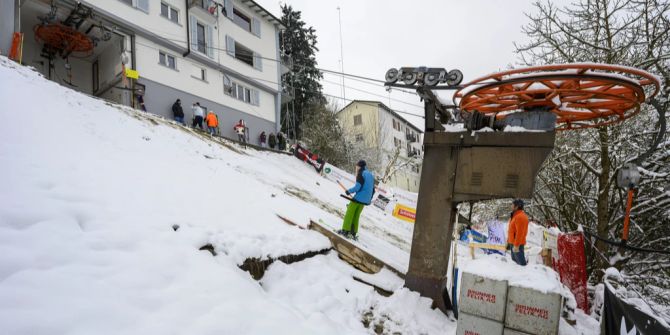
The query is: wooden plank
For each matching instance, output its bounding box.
[309,220,406,279]
[468,242,508,251]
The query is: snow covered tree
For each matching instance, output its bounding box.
[300,101,349,167]
[516,0,670,308]
[279,5,326,140]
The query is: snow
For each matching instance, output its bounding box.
[503,125,546,132]
[0,56,600,334]
[443,123,466,132]
[460,255,568,295]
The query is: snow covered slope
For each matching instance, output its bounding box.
[0,57,456,334]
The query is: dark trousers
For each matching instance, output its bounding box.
[237,134,246,143]
[192,116,203,129]
[511,245,527,266]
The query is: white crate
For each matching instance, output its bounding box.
[504,285,562,335]
[458,272,509,322]
[457,312,504,335]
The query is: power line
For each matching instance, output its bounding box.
[132,40,426,121]
[321,78,424,109]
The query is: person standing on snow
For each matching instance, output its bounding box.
[338,160,375,240]
[507,199,529,266]
[205,110,219,136]
[277,132,287,151]
[268,133,277,149]
[259,131,267,147]
[172,99,184,124]
[191,102,204,129]
[234,119,247,143]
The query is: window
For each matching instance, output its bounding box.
[224,78,260,106]
[355,134,364,142]
[159,51,176,70]
[161,3,179,23]
[224,2,261,37]
[196,23,206,53]
[190,16,213,58]
[232,8,251,31]
[225,36,262,70]
[394,137,402,148]
[192,66,206,81]
[119,0,149,12]
[234,42,253,66]
[353,114,362,126]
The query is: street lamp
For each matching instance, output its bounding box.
[616,163,641,244]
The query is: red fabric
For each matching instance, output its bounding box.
[557,232,589,312]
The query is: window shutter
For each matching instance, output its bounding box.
[251,17,261,37]
[136,0,149,12]
[224,0,234,19]
[225,35,235,56]
[189,16,198,51]
[252,89,260,106]
[206,25,214,58]
[253,52,262,71]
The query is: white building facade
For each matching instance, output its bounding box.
[336,100,423,192]
[3,0,286,142]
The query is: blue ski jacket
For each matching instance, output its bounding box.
[347,168,375,205]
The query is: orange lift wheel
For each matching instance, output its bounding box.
[34,23,94,58]
[453,63,660,130]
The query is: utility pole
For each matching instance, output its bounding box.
[337,6,346,103]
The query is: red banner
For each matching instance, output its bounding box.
[557,232,588,312]
[294,144,325,173]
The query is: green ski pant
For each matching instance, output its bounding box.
[342,201,365,234]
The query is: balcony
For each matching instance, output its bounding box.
[189,0,217,16]
[406,133,418,143]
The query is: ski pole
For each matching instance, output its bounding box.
[337,180,348,193]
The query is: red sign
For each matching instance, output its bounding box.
[557,232,589,312]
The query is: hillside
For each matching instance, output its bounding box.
[0,56,598,334]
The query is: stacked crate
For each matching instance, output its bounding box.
[456,272,562,335]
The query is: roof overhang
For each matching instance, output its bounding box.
[238,0,286,30]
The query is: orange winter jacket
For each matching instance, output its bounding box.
[205,112,218,127]
[507,209,529,247]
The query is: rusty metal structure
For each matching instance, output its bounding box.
[384,64,660,313]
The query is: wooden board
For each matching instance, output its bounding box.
[309,219,405,279]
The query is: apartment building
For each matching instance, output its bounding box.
[336,100,423,192]
[2,0,287,141]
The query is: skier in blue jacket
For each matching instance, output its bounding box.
[338,160,375,240]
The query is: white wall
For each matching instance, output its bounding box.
[84,0,188,50]
[214,0,280,87]
[134,36,275,122]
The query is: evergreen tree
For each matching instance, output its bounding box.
[279,5,326,140]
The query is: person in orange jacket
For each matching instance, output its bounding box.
[205,111,219,136]
[507,199,529,266]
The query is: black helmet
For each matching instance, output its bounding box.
[356,160,367,168]
[513,199,525,209]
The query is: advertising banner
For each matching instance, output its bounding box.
[557,232,588,312]
[602,280,670,335]
[392,203,416,223]
[294,144,325,173]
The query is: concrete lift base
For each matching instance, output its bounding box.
[404,130,555,313]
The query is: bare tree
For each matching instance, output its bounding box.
[516,0,670,309]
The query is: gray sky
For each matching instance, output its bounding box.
[256,0,566,129]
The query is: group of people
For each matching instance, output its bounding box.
[258,131,287,150]
[170,99,248,141]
